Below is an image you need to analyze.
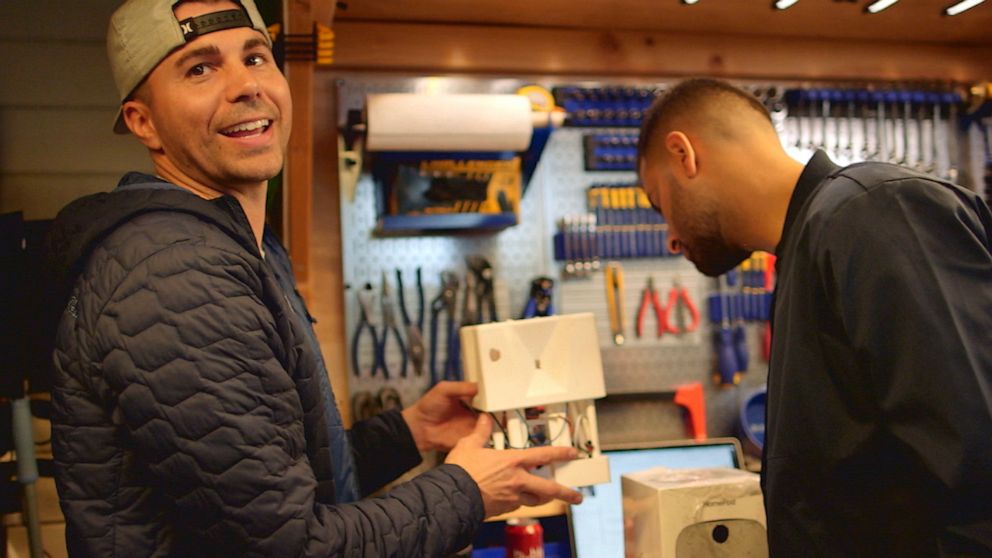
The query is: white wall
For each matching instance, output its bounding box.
[0,0,152,220]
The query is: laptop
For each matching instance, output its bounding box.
[567,438,745,558]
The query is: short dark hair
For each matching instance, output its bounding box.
[637,78,772,169]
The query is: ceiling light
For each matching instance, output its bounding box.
[944,0,985,15]
[681,0,700,5]
[773,0,800,8]
[864,0,899,13]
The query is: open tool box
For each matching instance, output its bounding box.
[370,151,521,235]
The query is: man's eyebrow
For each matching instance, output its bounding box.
[174,44,221,69]
[243,37,269,52]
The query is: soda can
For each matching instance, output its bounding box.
[505,517,544,558]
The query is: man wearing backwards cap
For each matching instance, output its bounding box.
[46,1,582,556]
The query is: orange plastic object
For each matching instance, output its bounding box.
[674,382,707,441]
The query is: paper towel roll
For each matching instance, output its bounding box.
[365,94,534,152]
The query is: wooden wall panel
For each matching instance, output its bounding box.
[283,0,315,283]
[0,43,116,107]
[336,0,992,47]
[0,1,141,220]
[0,174,121,220]
[332,21,992,82]
[0,108,149,175]
[311,76,352,426]
[0,1,112,41]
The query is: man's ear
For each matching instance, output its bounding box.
[664,131,697,179]
[121,99,162,151]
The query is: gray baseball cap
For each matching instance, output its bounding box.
[107,0,272,134]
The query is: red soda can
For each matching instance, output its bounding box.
[505,517,544,558]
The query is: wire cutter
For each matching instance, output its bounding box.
[636,277,665,338]
[466,255,498,324]
[395,268,425,376]
[378,271,407,379]
[429,271,460,385]
[351,283,384,378]
[662,279,701,335]
[604,261,625,345]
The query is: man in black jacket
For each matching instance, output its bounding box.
[637,78,992,556]
[48,1,582,556]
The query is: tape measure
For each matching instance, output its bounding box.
[517,85,556,112]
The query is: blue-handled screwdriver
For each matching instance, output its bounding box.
[714,275,740,386]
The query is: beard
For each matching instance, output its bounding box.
[686,233,751,277]
[669,176,751,277]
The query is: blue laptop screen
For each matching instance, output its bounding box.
[570,443,740,558]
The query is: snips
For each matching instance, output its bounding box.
[636,276,665,339]
[662,278,701,335]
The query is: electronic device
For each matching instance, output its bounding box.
[460,313,610,487]
[623,466,766,558]
[567,438,744,558]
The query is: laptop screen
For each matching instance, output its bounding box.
[569,440,743,558]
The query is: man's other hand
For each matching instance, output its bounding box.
[402,381,479,452]
[445,413,584,518]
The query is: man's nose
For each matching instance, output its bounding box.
[227,64,261,103]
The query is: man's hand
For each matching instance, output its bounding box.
[445,413,584,518]
[402,381,479,452]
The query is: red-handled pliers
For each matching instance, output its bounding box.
[636,277,665,338]
[662,279,701,334]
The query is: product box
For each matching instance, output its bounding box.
[622,467,767,558]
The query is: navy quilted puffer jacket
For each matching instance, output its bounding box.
[47,174,483,557]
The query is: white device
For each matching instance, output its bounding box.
[460,312,610,487]
[622,467,768,558]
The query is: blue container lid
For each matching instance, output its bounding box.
[739,388,767,452]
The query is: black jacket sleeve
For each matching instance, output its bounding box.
[818,177,992,555]
[350,410,424,496]
[92,242,483,557]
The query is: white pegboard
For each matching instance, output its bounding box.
[335,75,770,437]
[334,74,981,439]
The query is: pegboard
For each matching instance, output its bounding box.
[334,74,985,444]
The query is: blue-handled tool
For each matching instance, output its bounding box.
[522,277,554,318]
[714,275,740,386]
[378,272,407,379]
[429,271,459,386]
[396,268,425,376]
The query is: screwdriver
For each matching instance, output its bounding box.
[734,261,750,378]
[713,274,740,386]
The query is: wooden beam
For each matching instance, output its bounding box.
[283,0,314,284]
[293,0,351,426]
[313,0,336,27]
[331,21,992,82]
[311,77,352,426]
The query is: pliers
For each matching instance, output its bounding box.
[378,271,407,379]
[662,279,701,335]
[636,277,665,338]
[466,255,498,324]
[395,268,425,376]
[429,271,460,385]
[351,283,384,378]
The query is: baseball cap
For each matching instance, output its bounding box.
[107,0,272,134]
